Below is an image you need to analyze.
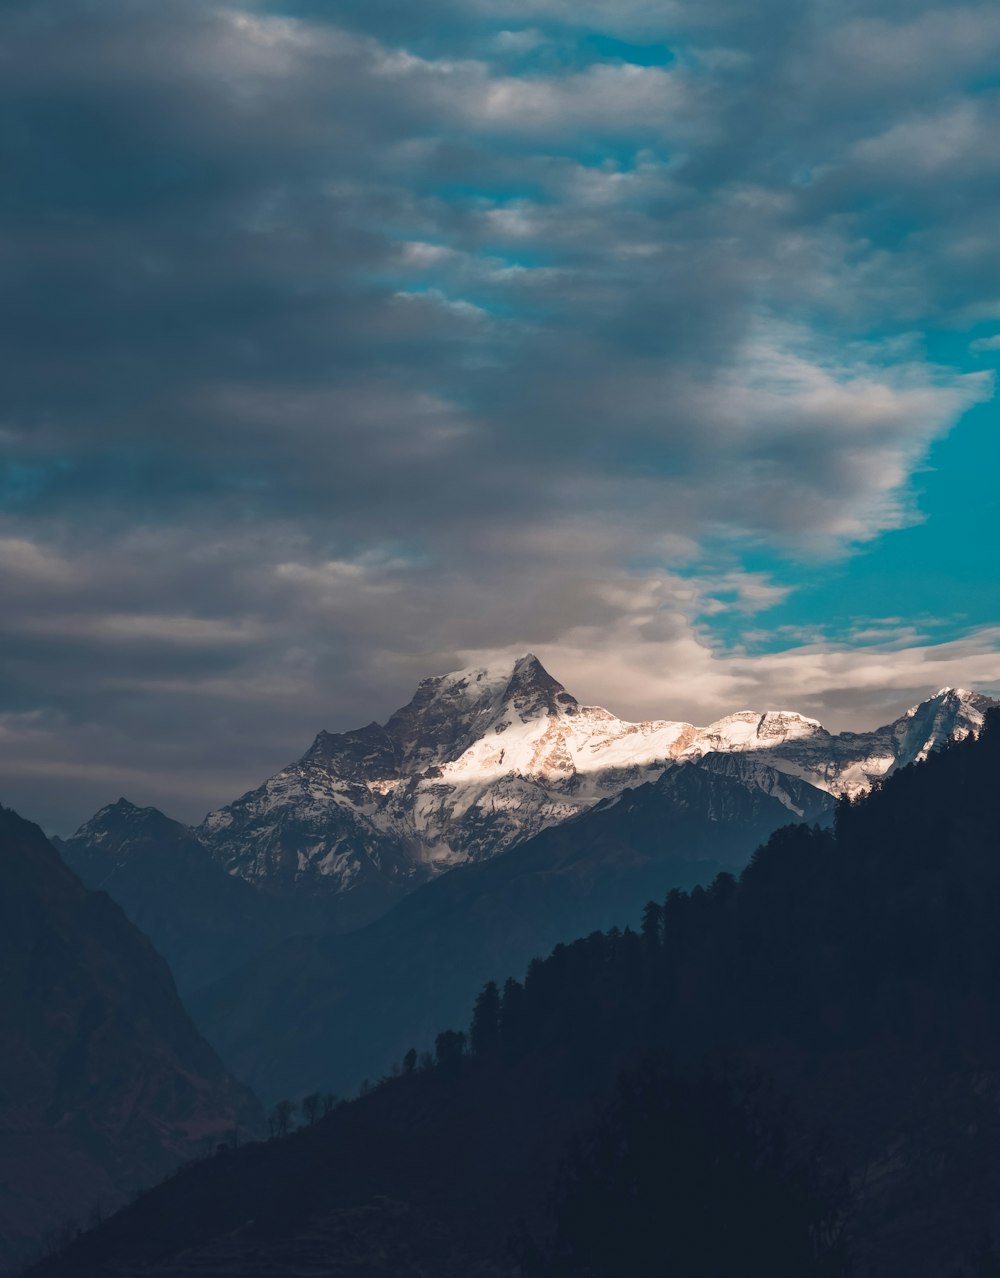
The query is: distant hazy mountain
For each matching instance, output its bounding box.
[191,755,836,1103]
[57,799,314,993]
[0,803,258,1273]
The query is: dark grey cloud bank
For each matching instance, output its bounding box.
[1,0,998,830]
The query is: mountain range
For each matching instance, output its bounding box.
[66,660,971,1104]
[63,657,996,978]
[196,655,994,905]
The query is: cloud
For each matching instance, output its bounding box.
[527,622,1000,736]
[1,0,998,828]
[850,102,998,180]
[493,28,548,52]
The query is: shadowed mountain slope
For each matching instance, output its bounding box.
[192,755,832,1102]
[57,800,314,993]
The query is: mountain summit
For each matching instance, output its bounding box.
[383,653,577,769]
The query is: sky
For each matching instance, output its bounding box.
[2,0,1000,833]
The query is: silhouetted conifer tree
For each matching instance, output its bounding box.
[434,1030,467,1075]
[640,900,662,951]
[499,976,527,1054]
[470,980,501,1057]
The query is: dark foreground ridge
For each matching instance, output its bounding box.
[26,713,1000,1278]
[0,806,259,1273]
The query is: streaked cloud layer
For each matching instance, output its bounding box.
[1,0,999,828]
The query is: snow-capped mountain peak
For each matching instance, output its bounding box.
[890,685,992,765]
[72,797,176,847]
[684,709,827,756]
[383,653,578,771]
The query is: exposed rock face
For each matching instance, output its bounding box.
[0,804,258,1272]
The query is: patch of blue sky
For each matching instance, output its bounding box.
[579,33,675,67]
[618,343,995,660]
[409,175,554,205]
[490,30,675,72]
[685,389,1000,655]
[0,461,71,510]
[965,69,1000,95]
[928,328,1000,368]
[559,138,674,172]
